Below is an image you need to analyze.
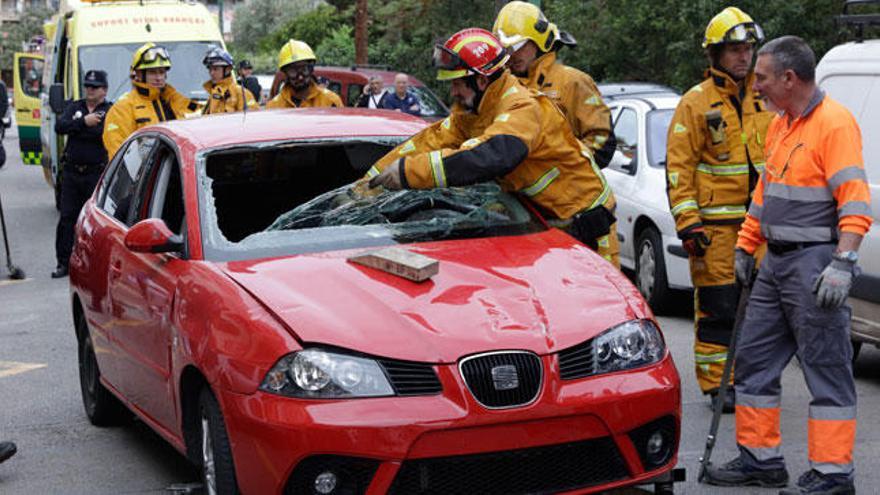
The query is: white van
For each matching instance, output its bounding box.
[815,4,880,361]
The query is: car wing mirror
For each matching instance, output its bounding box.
[125,218,183,254]
[49,83,65,115]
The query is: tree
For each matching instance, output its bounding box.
[231,0,318,54]
[0,7,54,73]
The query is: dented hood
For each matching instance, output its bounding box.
[220,230,646,363]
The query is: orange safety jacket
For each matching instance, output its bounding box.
[737,90,873,253]
[103,81,202,160]
[666,68,774,236]
[367,70,613,220]
[518,52,614,166]
[202,75,258,114]
[266,80,343,109]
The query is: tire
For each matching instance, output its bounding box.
[199,387,240,495]
[77,311,128,426]
[635,227,674,313]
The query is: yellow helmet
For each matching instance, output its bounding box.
[131,42,172,71]
[702,7,764,48]
[277,39,316,70]
[492,1,560,53]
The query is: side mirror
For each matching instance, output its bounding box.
[621,154,637,174]
[49,83,65,114]
[125,218,183,254]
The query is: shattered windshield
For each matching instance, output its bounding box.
[197,139,545,262]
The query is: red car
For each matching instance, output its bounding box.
[70,108,681,495]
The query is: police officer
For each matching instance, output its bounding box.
[52,70,112,279]
[666,7,773,411]
[367,29,617,260]
[202,47,258,114]
[266,39,343,109]
[103,42,201,159]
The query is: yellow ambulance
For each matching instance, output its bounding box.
[14,0,224,207]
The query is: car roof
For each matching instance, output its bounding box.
[148,107,428,150]
[314,66,430,87]
[598,82,680,100]
[606,95,680,111]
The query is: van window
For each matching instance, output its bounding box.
[821,75,880,185]
[79,41,221,102]
[18,57,43,97]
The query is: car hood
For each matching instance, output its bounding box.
[220,230,644,363]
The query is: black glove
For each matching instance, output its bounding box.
[681,226,711,257]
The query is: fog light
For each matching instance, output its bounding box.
[646,431,669,464]
[314,471,337,494]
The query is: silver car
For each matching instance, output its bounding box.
[599,83,691,313]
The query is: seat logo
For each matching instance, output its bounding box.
[491,365,519,391]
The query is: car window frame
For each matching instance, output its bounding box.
[609,104,640,176]
[128,134,190,259]
[96,134,159,227]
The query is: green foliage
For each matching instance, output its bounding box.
[0,7,54,71]
[230,0,316,54]
[316,26,356,66]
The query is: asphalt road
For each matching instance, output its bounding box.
[1,126,880,494]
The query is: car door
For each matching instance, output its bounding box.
[12,52,44,165]
[603,104,641,267]
[87,135,158,392]
[109,138,187,430]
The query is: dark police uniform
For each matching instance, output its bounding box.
[53,70,112,278]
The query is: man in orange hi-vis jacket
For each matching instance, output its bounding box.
[704,36,871,495]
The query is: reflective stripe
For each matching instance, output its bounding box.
[839,200,872,217]
[744,445,784,462]
[810,405,856,421]
[367,166,380,178]
[398,140,416,155]
[748,202,762,218]
[700,205,746,217]
[697,162,750,175]
[828,166,867,191]
[441,117,451,130]
[762,225,836,242]
[520,167,560,197]
[462,138,481,148]
[589,182,612,209]
[429,151,447,188]
[695,352,727,364]
[738,393,781,409]
[811,462,854,476]
[764,182,834,202]
[452,35,500,51]
[501,86,518,98]
[495,113,510,123]
[593,134,607,145]
[671,199,699,216]
[754,162,765,173]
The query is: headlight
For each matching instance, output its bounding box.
[260,349,395,398]
[593,319,665,374]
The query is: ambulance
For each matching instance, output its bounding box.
[13,0,224,208]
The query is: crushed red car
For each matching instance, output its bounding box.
[69,108,681,494]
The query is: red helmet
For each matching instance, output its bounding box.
[433,28,509,81]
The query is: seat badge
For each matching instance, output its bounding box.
[491,365,519,391]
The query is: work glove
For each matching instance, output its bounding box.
[734,248,756,287]
[681,226,711,257]
[369,159,404,190]
[812,258,854,309]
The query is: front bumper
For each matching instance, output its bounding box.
[220,353,680,494]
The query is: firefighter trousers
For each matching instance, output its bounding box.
[734,243,856,477]
[689,223,740,393]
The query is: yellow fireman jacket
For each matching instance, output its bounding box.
[666,68,774,234]
[367,70,613,221]
[519,52,613,163]
[103,81,202,159]
[266,81,343,109]
[202,76,258,114]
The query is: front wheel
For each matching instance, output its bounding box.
[635,227,674,313]
[199,387,240,495]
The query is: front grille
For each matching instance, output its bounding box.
[387,437,629,495]
[377,358,442,396]
[558,340,594,380]
[459,351,542,408]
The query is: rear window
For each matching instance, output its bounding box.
[198,138,542,261]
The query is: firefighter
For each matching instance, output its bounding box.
[492,1,616,169]
[704,35,870,495]
[666,7,774,412]
[103,42,202,159]
[367,28,617,264]
[202,47,258,114]
[266,40,342,109]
